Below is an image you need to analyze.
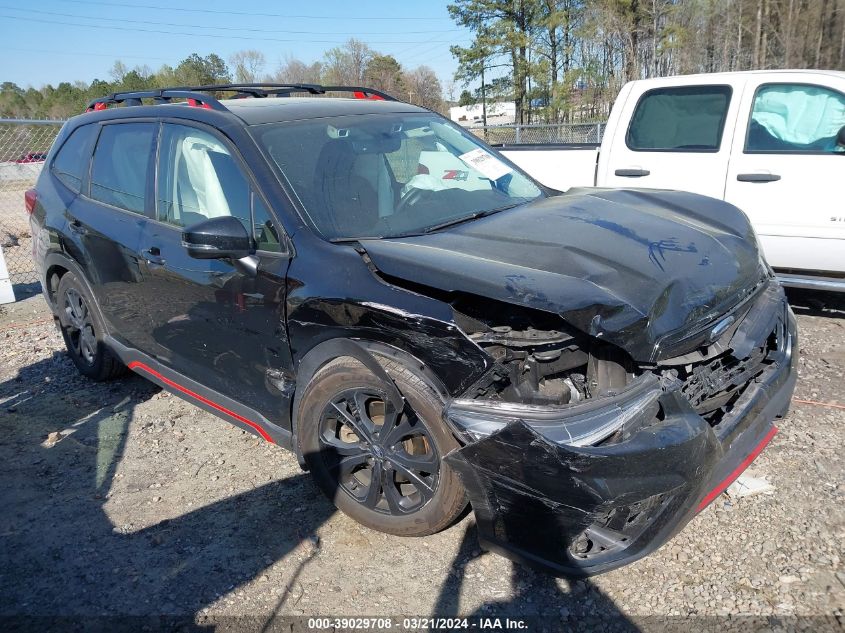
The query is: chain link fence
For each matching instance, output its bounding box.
[467,122,605,145]
[0,120,63,287]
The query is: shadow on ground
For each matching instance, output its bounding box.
[785,288,845,319]
[10,282,41,301]
[433,525,637,632]
[0,353,335,630]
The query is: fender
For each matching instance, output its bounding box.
[289,338,450,468]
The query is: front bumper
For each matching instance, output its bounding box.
[444,289,797,577]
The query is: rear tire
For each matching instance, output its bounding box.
[298,356,466,536]
[56,272,125,381]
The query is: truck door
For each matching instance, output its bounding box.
[600,81,740,199]
[724,78,845,275]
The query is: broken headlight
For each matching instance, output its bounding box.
[446,374,662,448]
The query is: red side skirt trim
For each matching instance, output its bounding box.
[128,361,275,443]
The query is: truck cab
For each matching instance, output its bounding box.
[502,70,845,291]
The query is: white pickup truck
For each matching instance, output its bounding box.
[500,70,845,291]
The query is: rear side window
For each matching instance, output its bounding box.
[626,85,732,152]
[746,83,845,153]
[90,123,156,214]
[51,125,98,193]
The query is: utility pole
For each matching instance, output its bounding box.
[480,64,487,128]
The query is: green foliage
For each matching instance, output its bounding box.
[174,53,232,86]
[4,42,444,119]
[449,0,535,122]
[365,54,406,96]
[1,53,234,119]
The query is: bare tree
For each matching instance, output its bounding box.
[229,50,266,83]
[274,56,322,84]
[322,39,373,85]
[109,61,128,83]
[404,66,444,111]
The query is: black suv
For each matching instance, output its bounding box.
[28,84,797,576]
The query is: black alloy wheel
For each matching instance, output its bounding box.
[318,387,440,515]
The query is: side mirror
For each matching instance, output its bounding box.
[182,216,252,260]
[837,125,845,148]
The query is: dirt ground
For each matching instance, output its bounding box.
[0,289,843,631]
[0,187,37,284]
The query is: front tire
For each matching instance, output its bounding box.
[298,356,466,536]
[56,272,125,381]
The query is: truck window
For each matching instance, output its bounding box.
[626,85,732,152]
[745,83,845,153]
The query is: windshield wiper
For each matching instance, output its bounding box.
[327,202,522,241]
[423,203,520,234]
[329,236,384,243]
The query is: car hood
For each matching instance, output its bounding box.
[359,188,767,362]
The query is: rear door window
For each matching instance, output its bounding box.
[51,124,99,193]
[90,123,156,214]
[626,85,732,151]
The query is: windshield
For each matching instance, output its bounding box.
[252,113,543,240]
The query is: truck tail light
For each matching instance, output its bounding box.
[24,188,38,214]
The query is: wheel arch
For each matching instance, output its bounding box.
[290,337,450,469]
[43,252,108,334]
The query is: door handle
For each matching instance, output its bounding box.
[736,173,781,183]
[141,247,165,266]
[68,219,88,236]
[614,168,651,177]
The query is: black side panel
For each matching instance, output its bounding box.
[135,221,293,426]
[63,199,149,347]
[284,235,491,398]
[63,121,157,348]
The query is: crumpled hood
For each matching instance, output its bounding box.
[360,188,767,362]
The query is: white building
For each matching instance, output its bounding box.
[449,102,516,124]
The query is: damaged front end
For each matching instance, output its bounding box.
[442,280,798,576]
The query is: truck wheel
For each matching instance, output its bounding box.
[297,356,467,536]
[56,273,125,381]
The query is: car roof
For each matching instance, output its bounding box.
[630,69,845,87]
[219,96,429,125]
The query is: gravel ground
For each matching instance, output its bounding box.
[0,188,37,284]
[0,289,842,631]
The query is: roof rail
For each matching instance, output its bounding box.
[85,83,399,113]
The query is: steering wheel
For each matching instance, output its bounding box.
[394,186,430,215]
